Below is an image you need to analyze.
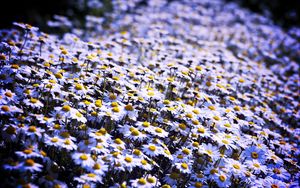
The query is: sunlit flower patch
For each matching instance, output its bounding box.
[0,0,299,187]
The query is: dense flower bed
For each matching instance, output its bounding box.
[0,0,299,187]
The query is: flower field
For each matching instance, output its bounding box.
[0,0,299,187]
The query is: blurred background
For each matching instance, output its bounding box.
[0,0,299,30]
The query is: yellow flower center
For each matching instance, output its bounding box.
[197,127,205,134]
[93,163,101,170]
[131,129,139,136]
[95,100,102,107]
[1,105,10,112]
[133,149,141,156]
[141,159,148,165]
[219,175,226,182]
[182,148,190,155]
[28,126,37,132]
[213,116,221,121]
[177,154,183,159]
[109,94,117,100]
[55,73,63,79]
[111,102,118,107]
[148,145,156,151]
[25,159,35,166]
[87,173,96,178]
[155,128,163,133]
[192,109,200,114]
[64,139,71,145]
[233,164,240,169]
[193,142,199,147]
[186,113,193,118]
[125,104,134,111]
[273,168,281,174]
[11,64,19,69]
[222,139,229,145]
[51,138,58,143]
[163,100,170,105]
[80,154,88,161]
[111,106,119,113]
[179,123,186,130]
[206,150,213,155]
[75,84,84,90]
[142,121,150,127]
[251,152,258,159]
[253,163,260,168]
[76,112,83,117]
[115,138,123,145]
[125,156,132,163]
[234,106,240,111]
[62,105,71,112]
[147,177,155,183]
[30,98,38,103]
[138,178,147,185]
[181,163,188,169]
[271,185,279,188]
[210,169,218,174]
[195,182,203,188]
[5,92,12,97]
[23,149,32,154]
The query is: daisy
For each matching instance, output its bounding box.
[213,172,231,188]
[23,98,44,109]
[72,153,95,168]
[263,177,287,188]
[193,125,211,138]
[78,138,97,153]
[54,105,77,120]
[199,143,220,161]
[175,162,191,174]
[15,148,42,159]
[138,158,153,171]
[44,135,62,148]
[204,166,220,179]
[146,175,160,187]
[20,159,43,172]
[142,144,163,157]
[149,127,168,138]
[0,105,23,116]
[121,154,139,171]
[0,89,17,104]
[214,133,237,150]
[90,161,108,176]
[124,127,147,142]
[1,124,19,142]
[225,159,246,178]
[23,125,44,140]
[78,173,103,183]
[136,121,154,133]
[242,146,266,163]
[245,159,267,174]
[130,177,152,188]
[269,166,291,181]
[123,103,139,121]
[163,172,180,186]
[111,138,126,150]
[190,172,207,183]
[60,138,78,151]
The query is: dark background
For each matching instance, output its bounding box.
[228,0,300,29]
[0,0,299,30]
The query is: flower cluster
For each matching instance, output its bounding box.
[0,0,299,187]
